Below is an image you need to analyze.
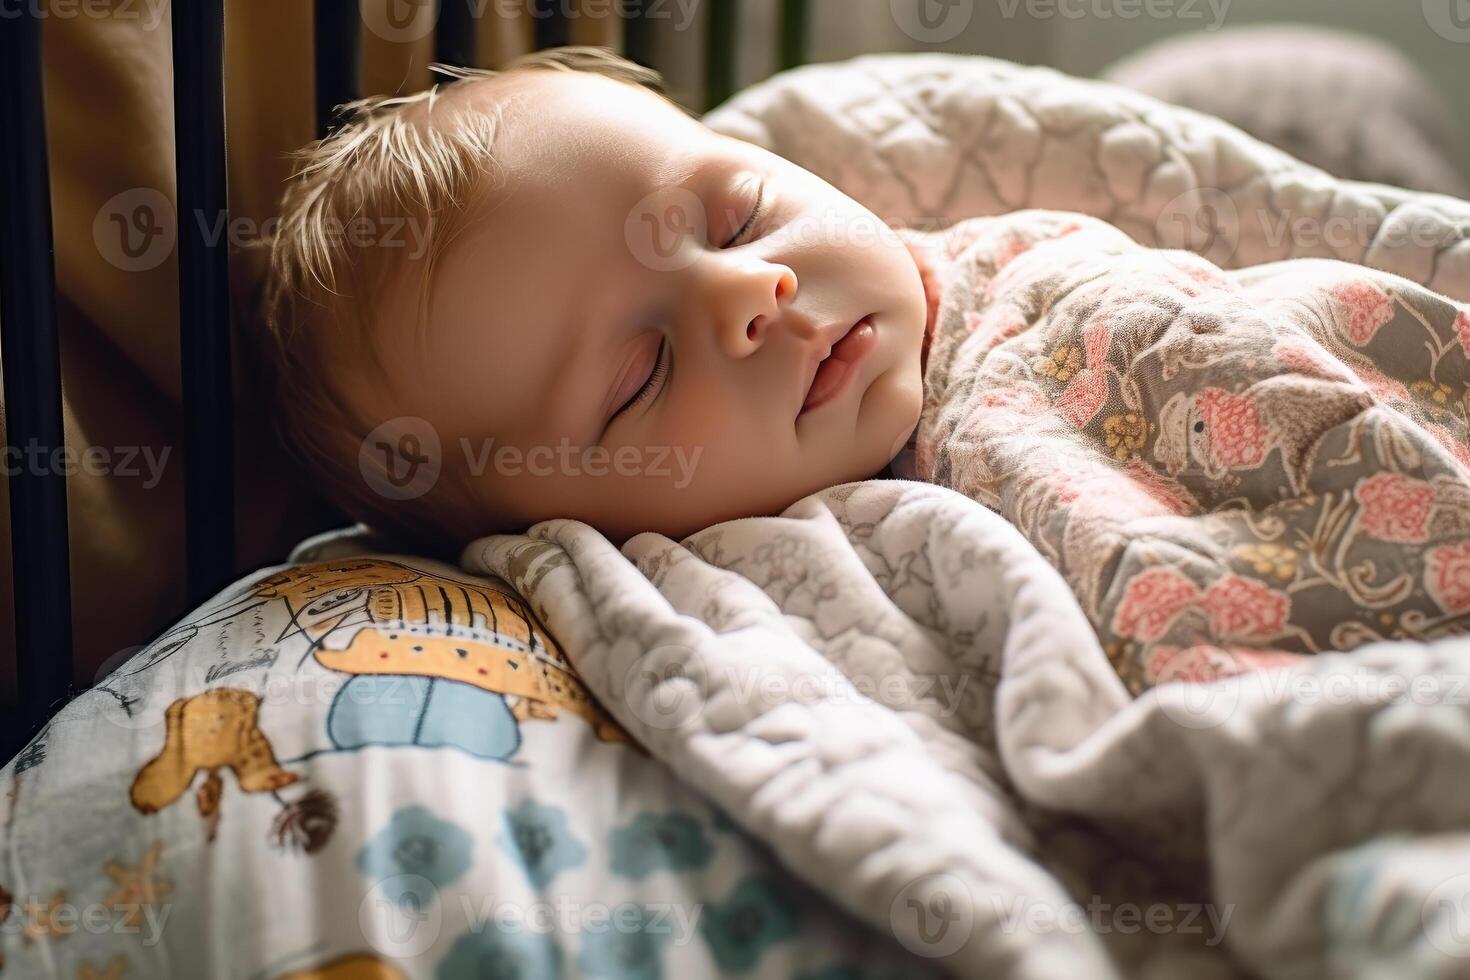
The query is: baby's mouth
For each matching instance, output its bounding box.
[799,316,877,416]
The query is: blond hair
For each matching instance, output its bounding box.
[254,47,676,558]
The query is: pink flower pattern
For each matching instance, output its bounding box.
[1057,370,1108,428]
[1331,280,1395,346]
[1112,568,1201,642]
[914,212,1470,698]
[1355,472,1435,543]
[1200,575,1290,640]
[1195,389,1269,468]
[1274,338,1349,381]
[1426,541,1470,614]
[1147,644,1229,683]
[1082,319,1111,368]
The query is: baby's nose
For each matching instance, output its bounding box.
[745,312,769,346]
[721,267,796,358]
[720,313,766,360]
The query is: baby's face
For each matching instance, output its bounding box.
[360,70,927,544]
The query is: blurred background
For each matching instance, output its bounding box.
[3,0,1467,703]
[683,0,1470,194]
[295,0,1470,190]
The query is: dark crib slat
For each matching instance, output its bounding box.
[316,0,362,138]
[621,0,655,68]
[172,0,237,607]
[705,0,738,110]
[779,0,809,70]
[0,10,75,746]
[437,0,478,67]
[532,0,571,50]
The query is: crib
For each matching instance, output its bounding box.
[0,0,814,764]
[8,7,1470,974]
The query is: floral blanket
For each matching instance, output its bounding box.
[898,210,1470,693]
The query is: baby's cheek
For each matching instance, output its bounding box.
[658,412,735,463]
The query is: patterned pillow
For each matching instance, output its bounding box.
[0,542,936,978]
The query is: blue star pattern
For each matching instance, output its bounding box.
[437,926,562,979]
[610,812,714,879]
[577,904,673,980]
[500,799,588,889]
[356,804,474,909]
[699,876,799,971]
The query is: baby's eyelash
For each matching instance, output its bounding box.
[612,338,669,422]
[724,180,767,248]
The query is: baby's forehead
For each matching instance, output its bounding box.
[460,68,658,124]
[353,71,712,409]
[457,69,700,169]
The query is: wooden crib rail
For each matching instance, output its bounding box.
[173,0,238,614]
[0,5,73,748]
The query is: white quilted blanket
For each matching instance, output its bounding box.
[463,56,1470,979]
[704,53,1470,303]
[466,486,1470,979]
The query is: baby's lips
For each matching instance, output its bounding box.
[800,318,876,415]
[829,317,877,365]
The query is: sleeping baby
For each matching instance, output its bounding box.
[259,47,1470,692]
[260,46,929,553]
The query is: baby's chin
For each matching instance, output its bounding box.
[795,371,923,490]
[863,350,926,464]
